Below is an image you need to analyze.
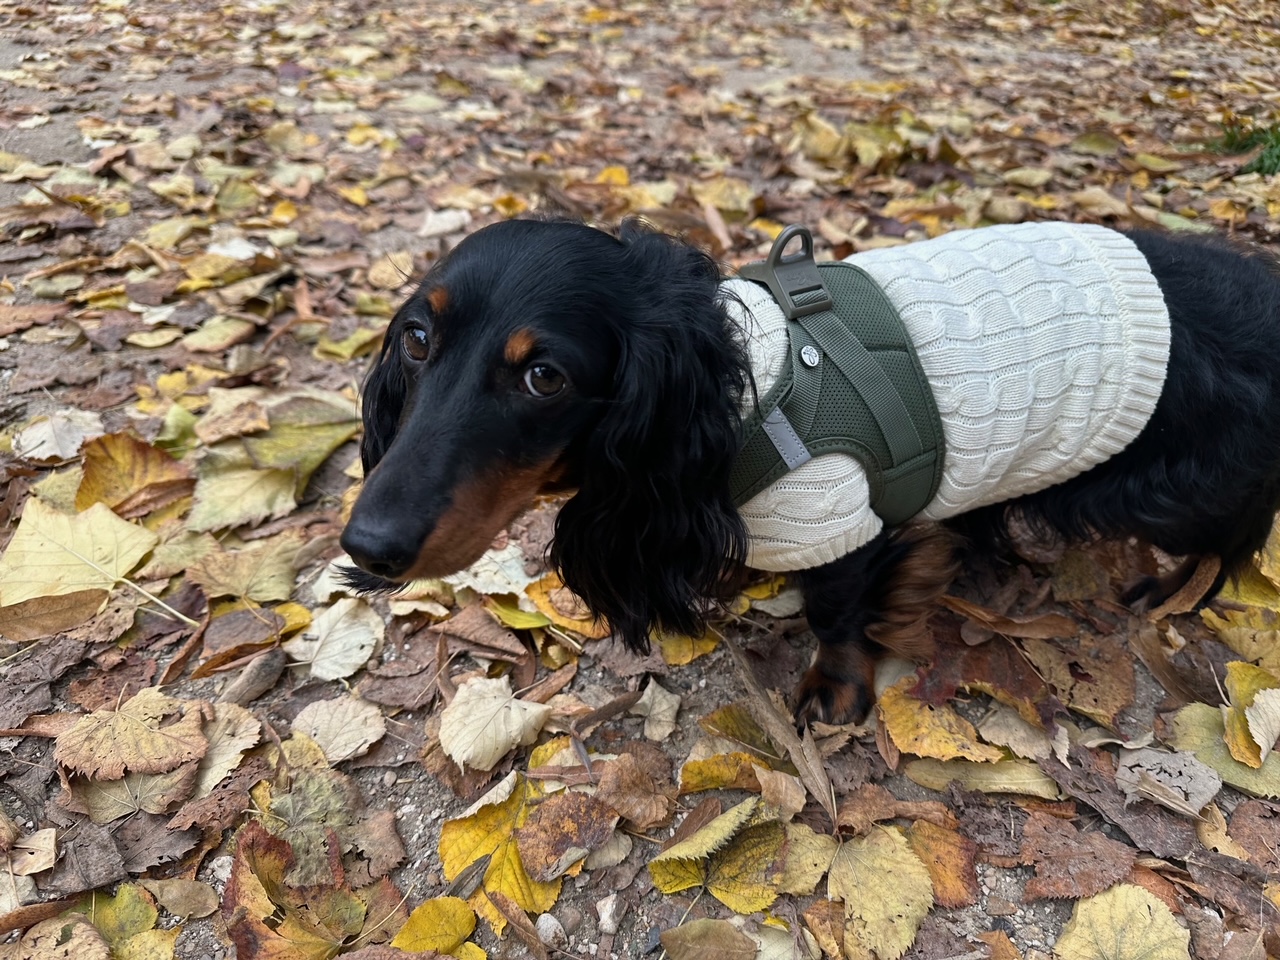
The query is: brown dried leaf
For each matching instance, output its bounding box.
[515,792,619,882]
[54,687,210,779]
[1019,811,1136,900]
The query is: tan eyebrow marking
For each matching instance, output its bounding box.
[427,286,449,313]
[504,328,537,365]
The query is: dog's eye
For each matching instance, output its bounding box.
[401,327,430,362]
[522,364,566,398]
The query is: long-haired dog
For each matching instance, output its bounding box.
[340,217,1280,724]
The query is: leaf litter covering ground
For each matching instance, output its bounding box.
[0,0,1279,957]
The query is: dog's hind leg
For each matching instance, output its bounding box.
[794,525,958,724]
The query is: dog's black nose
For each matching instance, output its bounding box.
[340,521,417,581]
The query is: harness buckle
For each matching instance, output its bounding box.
[736,224,834,320]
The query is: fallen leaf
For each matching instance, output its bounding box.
[75,432,194,519]
[1054,884,1189,960]
[515,792,618,881]
[906,819,979,908]
[438,676,552,772]
[293,696,387,764]
[389,896,476,954]
[0,498,159,640]
[828,826,933,960]
[54,687,209,780]
[282,598,384,681]
[660,918,756,960]
[1019,812,1135,900]
[879,677,1003,762]
[1115,747,1221,817]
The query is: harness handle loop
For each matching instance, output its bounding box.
[736,225,834,320]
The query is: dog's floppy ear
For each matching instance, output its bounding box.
[358,326,408,474]
[551,221,748,651]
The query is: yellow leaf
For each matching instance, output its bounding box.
[527,572,610,638]
[336,184,368,206]
[182,316,256,353]
[594,165,630,185]
[651,813,784,914]
[1196,803,1250,860]
[878,678,1003,762]
[1223,661,1280,768]
[903,757,1061,799]
[126,327,185,348]
[0,498,158,638]
[1219,562,1280,610]
[493,193,528,217]
[142,216,204,250]
[1055,884,1189,960]
[76,432,194,519]
[116,927,180,960]
[77,883,158,946]
[704,821,785,914]
[1201,607,1280,676]
[690,176,756,214]
[679,751,764,793]
[1171,703,1280,799]
[795,112,846,163]
[778,822,838,896]
[828,826,932,960]
[748,217,785,240]
[1069,130,1124,157]
[485,597,552,630]
[183,252,246,282]
[390,896,476,953]
[54,687,209,780]
[346,123,383,146]
[658,630,718,665]
[188,534,302,603]
[438,773,560,929]
[270,199,298,224]
[314,325,384,362]
[1133,152,1184,173]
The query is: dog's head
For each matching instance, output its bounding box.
[340,218,748,650]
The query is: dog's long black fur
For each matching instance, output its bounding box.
[341,217,1280,723]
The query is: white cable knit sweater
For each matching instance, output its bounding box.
[722,222,1171,571]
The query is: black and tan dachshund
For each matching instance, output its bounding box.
[340,217,1280,723]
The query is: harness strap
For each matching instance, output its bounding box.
[729,226,946,527]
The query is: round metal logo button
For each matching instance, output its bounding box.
[800,344,822,368]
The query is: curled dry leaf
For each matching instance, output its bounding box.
[1115,747,1222,818]
[438,676,552,773]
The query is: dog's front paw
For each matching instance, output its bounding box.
[794,666,874,726]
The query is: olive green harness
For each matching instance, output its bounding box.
[729,225,946,527]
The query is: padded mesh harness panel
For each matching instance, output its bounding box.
[729,261,946,527]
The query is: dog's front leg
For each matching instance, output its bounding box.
[794,526,956,724]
